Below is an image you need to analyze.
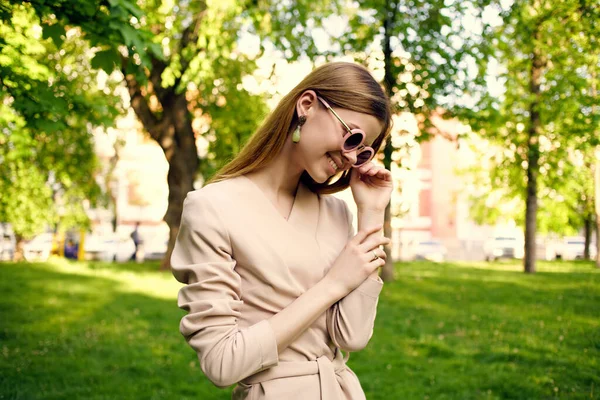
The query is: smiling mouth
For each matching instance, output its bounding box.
[326,154,339,173]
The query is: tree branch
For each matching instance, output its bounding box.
[120,56,163,141]
[150,56,169,103]
[173,7,207,90]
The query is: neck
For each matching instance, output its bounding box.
[245,136,304,198]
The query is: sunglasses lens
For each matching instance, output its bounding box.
[355,149,373,166]
[343,132,363,150]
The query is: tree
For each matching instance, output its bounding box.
[117,0,346,268]
[561,151,596,260]
[0,2,126,255]
[337,0,492,280]
[460,0,600,273]
[596,148,600,268]
[5,0,353,268]
[592,58,600,268]
[459,134,597,244]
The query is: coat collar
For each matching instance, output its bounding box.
[238,175,320,240]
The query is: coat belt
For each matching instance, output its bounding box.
[241,349,348,400]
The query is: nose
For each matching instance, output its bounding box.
[342,150,358,167]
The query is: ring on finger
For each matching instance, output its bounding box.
[371,250,380,262]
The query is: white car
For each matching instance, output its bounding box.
[142,236,168,261]
[23,233,55,262]
[83,233,136,262]
[555,237,597,261]
[414,239,447,262]
[0,223,16,261]
[484,236,524,261]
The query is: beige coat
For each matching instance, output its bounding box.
[171,175,383,400]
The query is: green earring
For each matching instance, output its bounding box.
[292,126,301,143]
[293,115,307,143]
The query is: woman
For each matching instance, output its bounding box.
[171,61,393,399]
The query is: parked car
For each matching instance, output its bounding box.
[0,223,16,261]
[484,236,524,261]
[414,239,447,262]
[143,236,168,261]
[83,233,136,262]
[555,236,597,261]
[23,233,55,262]
[535,237,559,261]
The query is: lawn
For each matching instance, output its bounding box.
[1,258,598,399]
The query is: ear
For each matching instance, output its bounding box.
[296,90,318,119]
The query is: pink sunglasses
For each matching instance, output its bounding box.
[317,96,374,167]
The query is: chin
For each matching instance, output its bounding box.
[305,169,330,184]
[312,174,330,184]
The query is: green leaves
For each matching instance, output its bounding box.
[457,0,599,235]
[0,2,123,239]
[91,48,120,74]
[41,21,65,47]
[108,0,144,20]
[0,159,55,240]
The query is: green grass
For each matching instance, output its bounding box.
[1,258,598,399]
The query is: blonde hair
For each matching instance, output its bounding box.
[209,62,392,194]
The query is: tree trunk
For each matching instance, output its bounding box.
[596,215,600,268]
[584,213,592,260]
[159,94,198,270]
[14,235,25,262]
[161,157,195,270]
[106,149,120,234]
[380,0,398,282]
[381,141,395,282]
[524,141,538,274]
[524,26,544,274]
[123,66,199,271]
[121,12,205,270]
[596,149,600,268]
[593,68,600,268]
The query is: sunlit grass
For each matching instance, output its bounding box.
[1,258,598,399]
[356,260,600,400]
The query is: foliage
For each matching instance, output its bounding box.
[325,0,495,279]
[243,0,342,60]
[458,0,600,235]
[0,158,55,239]
[0,2,133,238]
[341,0,493,134]
[2,0,356,268]
[119,0,344,179]
[200,86,270,179]
[0,259,598,399]
[458,137,596,235]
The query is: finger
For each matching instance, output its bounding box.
[375,168,391,180]
[361,163,376,172]
[359,165,377,177]
[355,167,375,180]
[363,166,387,179]
[359,228,387,246]
[366,247,386,262]
[366,165,382,176]
[367,256,386,270]
[349,168,361,185]
[375,247,387,259]
[352,224,383,244]
[356,162,374,174]
[359,235,390,252]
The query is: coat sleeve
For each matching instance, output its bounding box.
[171,191,279,388]
[326,200,383,352]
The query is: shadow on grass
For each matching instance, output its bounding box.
[350,261,600,400]
[1,260,598,400]
[84,259,165,274]
[0,262,230,400]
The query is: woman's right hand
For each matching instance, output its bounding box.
[324,224,390,298]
